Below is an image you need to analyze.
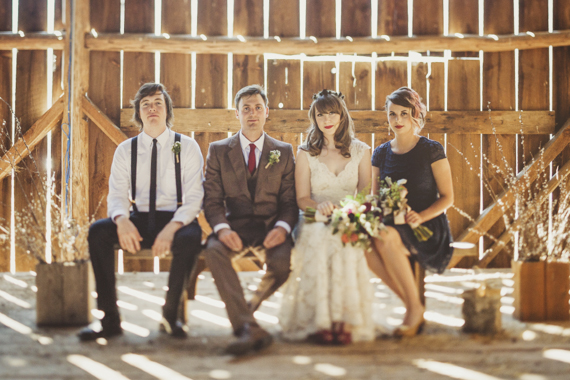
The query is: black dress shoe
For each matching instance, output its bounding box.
[78,322,122,341]
[225,323,273,356]
[159,318,188,338]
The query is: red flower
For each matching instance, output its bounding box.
[351,233,359,242]
[341,234,350,244]
[363,202,372,212]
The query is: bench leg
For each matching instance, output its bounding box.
[186,257,208,301]
[413,261,426,306]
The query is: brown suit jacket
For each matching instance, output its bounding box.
[203,132,298,241]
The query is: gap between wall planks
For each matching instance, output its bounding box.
[122,0,155,273]
[14,0,48,272]
[269,0,301,152]
[0,0,11,272]
[482,0,517,268]
[446,1,480,269]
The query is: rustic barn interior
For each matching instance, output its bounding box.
[1,0,570,379]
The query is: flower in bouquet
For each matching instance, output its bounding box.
[378,177,433,242]
[304,190,385,250]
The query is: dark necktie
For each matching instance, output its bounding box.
[148,138,158,235]
[248,143,256,174]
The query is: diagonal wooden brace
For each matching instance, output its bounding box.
[0,97,64,181]
[81,94,128,146]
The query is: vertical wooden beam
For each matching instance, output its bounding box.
[233,0,264,100]
[88,0,120,221]
[378,0,408,37]
[269,1,301,150]
[553,0,570,170]
[70,0,90,228]
[341,0,371,37]
[0,0,12,272]
[15,0,48,271]
[306,0,335,38]
[482,0,516,267]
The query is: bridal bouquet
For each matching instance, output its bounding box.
[304,190,385,250]
[378,177,433,242]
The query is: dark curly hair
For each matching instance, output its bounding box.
[301,89,354,158]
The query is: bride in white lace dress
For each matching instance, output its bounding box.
[279,90,374,344]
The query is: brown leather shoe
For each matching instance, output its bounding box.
[225,323,273,356]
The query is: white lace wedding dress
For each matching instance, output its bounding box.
[279,140,374,342]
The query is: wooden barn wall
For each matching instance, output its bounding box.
[2,0,570,271]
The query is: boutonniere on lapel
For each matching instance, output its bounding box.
[265,150,281,169]
[172,141,181,163]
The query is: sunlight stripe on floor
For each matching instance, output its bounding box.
[190,310,231,327]
[0,289,31,308]
[530,323,570,337]
[424,311,465,327]
[121,321,150,337]
[67,355,131,380]
[0,312,53,345]
[142,309,163,322]
[3,275,28,288]
[253,310,278,324]
[194,295,225,308]
[314,363,347,377]
[117,300,138,311]
[122,354,193,380]
[543,349,570,364]
[118,286,165,305]
[414,359,505,380]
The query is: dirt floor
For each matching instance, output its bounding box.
[1,268,570,380]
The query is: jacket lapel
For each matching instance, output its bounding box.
[227,132,251,200]
[255,133,275,200]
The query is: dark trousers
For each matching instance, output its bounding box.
[203,232,292,332]
[88,211,202,320]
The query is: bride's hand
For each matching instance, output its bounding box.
[405,210,423,225]
[316,201,335,217]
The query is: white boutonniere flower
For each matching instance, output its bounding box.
[265,150,281,169]
[172,141,181,163]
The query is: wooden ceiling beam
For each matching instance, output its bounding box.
[86,29,570,55]
[119,108,555,135]
[0,32,65,50]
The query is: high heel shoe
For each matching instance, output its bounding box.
[393,317,425,338]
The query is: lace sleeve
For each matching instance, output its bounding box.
[427,139,446,163]
[351,139,371,163]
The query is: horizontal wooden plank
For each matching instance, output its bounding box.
[456,117,570,244]
[86,29,570,55]
[0,31,65,50]
[119,108,554,135]
[0,97,64,181]
[82,94,128,146]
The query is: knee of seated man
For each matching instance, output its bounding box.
[88,218,113,243]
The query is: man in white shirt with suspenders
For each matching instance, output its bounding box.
[79,83,204,341]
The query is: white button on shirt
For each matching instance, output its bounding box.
[107,128,204,226]
[213,131,291,235]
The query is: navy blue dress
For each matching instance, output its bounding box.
[371,136,453,273]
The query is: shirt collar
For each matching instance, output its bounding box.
[141,128,171,147]
[239,131,265,152]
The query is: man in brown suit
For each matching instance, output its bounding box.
[203,85,298,355]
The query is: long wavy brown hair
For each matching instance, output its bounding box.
[301,89,355,157]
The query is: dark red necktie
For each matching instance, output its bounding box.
[248,143,256,174]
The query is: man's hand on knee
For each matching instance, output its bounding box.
[218,228,243,251]
[116,215,143,253]
[152,221,183,257]
[263,226,287,249]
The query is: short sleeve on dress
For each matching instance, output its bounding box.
[426,139,446,164]
[371,142,389,168]
[351,139,370,163]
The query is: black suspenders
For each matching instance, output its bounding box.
[130,133,183,212]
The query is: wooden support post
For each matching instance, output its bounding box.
[70,0,90,225]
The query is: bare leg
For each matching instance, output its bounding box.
[364,248,405,301]
[370,227,424,327]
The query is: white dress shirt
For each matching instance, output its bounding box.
[107,128,204,226]
[213,131,291,235]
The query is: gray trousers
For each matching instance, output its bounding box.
[202,234,292,332]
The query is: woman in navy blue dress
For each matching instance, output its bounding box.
[367,87,454,337]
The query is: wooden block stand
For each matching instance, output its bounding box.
[36,260,95,326]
